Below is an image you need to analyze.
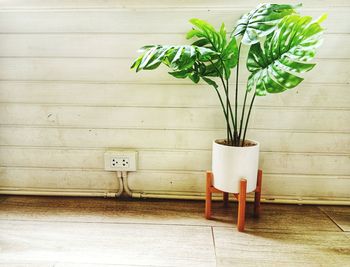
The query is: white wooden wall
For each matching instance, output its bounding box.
[0,0,349,202]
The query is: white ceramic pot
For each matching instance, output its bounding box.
[212,139,259,193]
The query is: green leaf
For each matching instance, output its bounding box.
[133,18,240,82]
[196,46,218,61]
[188,18,225,52]
[203,61,223,77]
[186,29,203,39]
[246,14,325,96]
[189,72,200,83]
[172,46,184,64]
[225,37,238,67]
[202,77,219,89]
[138,45,157,52]
[138,46,158,69]
[169,69,191,78]
[221,36,238,79]
[191,38,210,47]
[172,46,197,70]
[220,23,226,41]
[187,18,239,79]
[233,3,300,45]
[131,44,219,84]
[130,55,143,72]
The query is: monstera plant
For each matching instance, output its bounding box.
[131,3,326,193]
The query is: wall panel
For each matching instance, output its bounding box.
[0,0,349,202]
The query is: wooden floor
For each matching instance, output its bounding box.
[0,196,349,267]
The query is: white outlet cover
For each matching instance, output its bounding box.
[104,150,138,171]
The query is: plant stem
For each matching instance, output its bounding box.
[208,59,235,144]
[225,78,239,145]
[225,78,230,144]
[216,72,238,144]
[220,79,237,143]
[226,82,230,144]
[234,43,242,146]
[221,79,237,145]
[212,85,233,142]
[238,89,248,144]
[226,96,238,143]
[242,92,256,146]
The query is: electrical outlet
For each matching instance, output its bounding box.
[104,151,138,171]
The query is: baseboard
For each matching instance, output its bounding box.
[1,187,349,205]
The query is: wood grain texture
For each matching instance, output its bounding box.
[0,0,349,201]
[0,58,348,84]
[0,8,348,34]
[1,0,349,9]
[319,206,350,231]
[1,168,350,198]
[213,227,350,267]
[1,127,349,153]
[0,196,348,266]
[0,196,340,231]
[0,82,349,109]
[0,264,53,267]
[0,33,347,59]
[1,148,349,175]
[0,220,216,266]
[1,103,350,131]
[0,264,127,267]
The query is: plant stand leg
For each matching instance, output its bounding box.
[223,192,229,207]
[237,179,247,232]
[205,171,213,219]
[205,170,262,232]
[254,170,263,218]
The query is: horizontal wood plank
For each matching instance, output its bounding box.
[0,168,118,190]
[0,9,347,34]
[1,0,349,9]
[1,104,349,131]
[1,82,349,109]
[0,196,341,231]
[0,263,53,267]
[136,151,350,175]
[319,206,350,231]
[213,227,350,266]
[0,128,349,152]
[1,148,349,175]
[0,220,215,266]
[0,147,350,175]
[1,168,349,198]
[0,58,348,84]
[129,172,350,198]
[0,33,346,59]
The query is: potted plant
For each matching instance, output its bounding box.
[131,3,326,193]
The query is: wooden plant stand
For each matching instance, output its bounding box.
[205,170,262,232]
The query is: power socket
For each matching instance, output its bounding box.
[104,151,138,171]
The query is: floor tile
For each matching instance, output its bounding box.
[319,206,350,231]
[0,219,215,267]
[210,202,340,232]
[0,264,53,267]
[213,227,350,267]
[0,196,340,232]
